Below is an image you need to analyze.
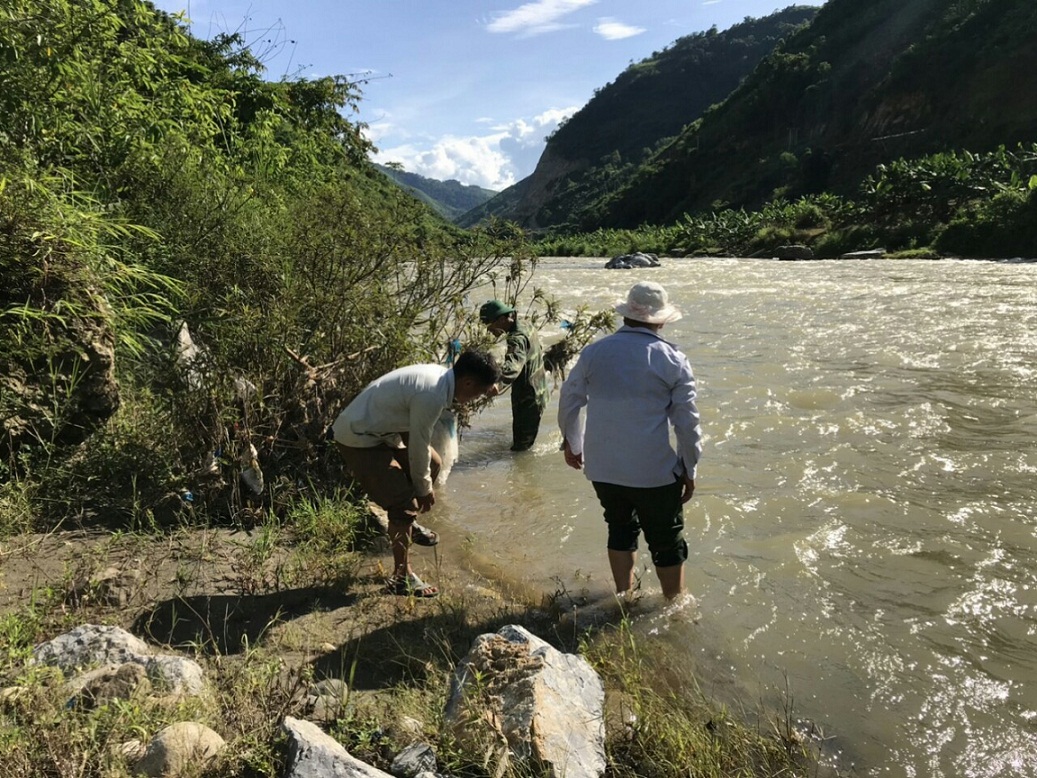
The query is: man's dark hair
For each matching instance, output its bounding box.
[453,349,500,386]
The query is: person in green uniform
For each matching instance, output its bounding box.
[479,300,549,451]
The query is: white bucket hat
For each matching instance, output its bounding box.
[614,281,682,324]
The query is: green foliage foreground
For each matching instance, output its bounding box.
[0,0,536,529]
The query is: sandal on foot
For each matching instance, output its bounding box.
[386,573,439,598]
[411,523,439,547]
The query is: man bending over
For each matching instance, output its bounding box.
[332,350,500,597]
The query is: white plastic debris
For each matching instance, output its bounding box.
[432,409,459,485]
[240,442,264,495]
[175,322,206,390]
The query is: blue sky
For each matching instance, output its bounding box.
[152,1,825,191]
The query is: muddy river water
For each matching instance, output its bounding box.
[430,256,1037,777]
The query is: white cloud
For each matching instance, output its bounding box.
[534,105,578,127]
[487,0,597,37]
[379,137,512,189]
[593,18,646,41]
[363,118,397,147]
[371,106,579,191]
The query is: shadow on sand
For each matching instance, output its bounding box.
[133,587,356,655]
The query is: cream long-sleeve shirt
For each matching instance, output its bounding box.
[332,364,455,496]
[558,325,701,488]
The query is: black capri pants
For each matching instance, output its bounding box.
[591,478,688,568]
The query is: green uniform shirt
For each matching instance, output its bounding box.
[500,319,549,411]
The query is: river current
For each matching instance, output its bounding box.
[431,257,1037,777]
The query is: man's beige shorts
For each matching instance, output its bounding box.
[335,442,441,524]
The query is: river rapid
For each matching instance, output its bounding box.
[432,257,1037,777]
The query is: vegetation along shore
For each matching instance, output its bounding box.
[2,0,1035,776]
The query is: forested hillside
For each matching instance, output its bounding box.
[599,0,1037,227]
[458,6,819,230]
[376,164,497,221]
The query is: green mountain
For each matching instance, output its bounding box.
[376,164,497,221]
[598,0,1037,228]
[458,6,820,230]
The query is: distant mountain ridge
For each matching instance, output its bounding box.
[595,0,1037,228]
[376,164,497,221]
[458,6,820,230]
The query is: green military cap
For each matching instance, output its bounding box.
[479,299,515,323]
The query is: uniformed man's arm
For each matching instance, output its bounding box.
[499,331,528,388]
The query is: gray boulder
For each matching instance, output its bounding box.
[390,742,437,778]
[605,252,661,269]
[444,624,605,778]
[32,624,205,696]
[283,716,394,778]
[134,721,226,777]
[775,244,814,260]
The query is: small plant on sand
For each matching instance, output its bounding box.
[283,491,367,589]
[0,478,37,538]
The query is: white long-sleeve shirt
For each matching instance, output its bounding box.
[558,325,702,488]
[332,364,455,496]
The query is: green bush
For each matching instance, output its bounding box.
[935,188,1037,258]
[0,0,533,529]
[811,225,884,258]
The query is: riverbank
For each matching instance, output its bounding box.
[0,513,820,777]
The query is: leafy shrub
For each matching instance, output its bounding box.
[935,188,1037,258]
[811,225,884,258]
[0,0,533,529]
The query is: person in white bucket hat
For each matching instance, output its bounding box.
[613,280,683,324]
[557,281,702,600]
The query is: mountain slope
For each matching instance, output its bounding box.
[458,6,820,230]
[597,0,1037,227]
[376,164,497,221]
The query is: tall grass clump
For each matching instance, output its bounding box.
[582,619,813,777]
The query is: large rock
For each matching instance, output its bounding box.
[31,624,205,696]
[134,721,226,777]
[390,742,437,778]
[282,717,394,778]
[67,662,151,710]
[444,624,605,778]
[775,244,814,260]
[605,252,661,269]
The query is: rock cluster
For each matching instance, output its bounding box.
[604,252,661,269]
[31,623,206,697]
[9,622,605,778]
